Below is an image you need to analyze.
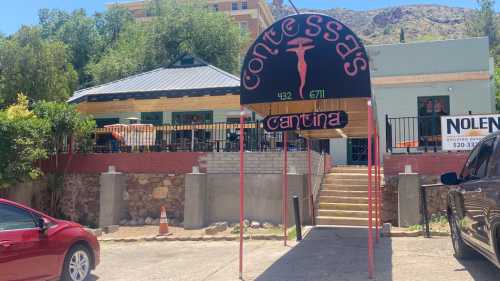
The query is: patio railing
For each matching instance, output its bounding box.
[385,114,444,153]
[83,121,328,154]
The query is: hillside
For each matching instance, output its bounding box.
[271,4,475,45]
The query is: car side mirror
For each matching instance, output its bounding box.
[38,217,48,234]
[441,172,459,185]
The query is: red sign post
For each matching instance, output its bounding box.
[367,101,375,279]
[283,132,289,246]
[374,126,380,242]
[239,106,245,279]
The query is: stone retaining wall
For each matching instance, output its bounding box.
[1,172,185,228]
[382,152,465,226]
[125,173,185,224]
[61,174,101,227]
[382,175,448,225]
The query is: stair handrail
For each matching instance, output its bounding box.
[312,151,326,202]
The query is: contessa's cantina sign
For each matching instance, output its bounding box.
[263,111,348,132]
[240,13,372,105]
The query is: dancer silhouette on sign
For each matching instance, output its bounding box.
[287,37,315,99]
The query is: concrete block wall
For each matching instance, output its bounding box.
[184,173,310,227]
[184,151,328,228]
[201,151,324,174]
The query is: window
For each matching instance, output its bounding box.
[172,111,213,125]
[95,118,120,128]
[141,112,163,126]
[417,96,450,146]
[475,138,495,178]
[241,1,248,9]
[0,204,36,231]
[227,117,251,124]
[213,4,219,11]
[232,2,239,10]
[462,137,495,180]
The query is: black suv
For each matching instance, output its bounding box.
[442,132,500,268]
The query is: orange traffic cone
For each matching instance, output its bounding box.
[159,206,169,235]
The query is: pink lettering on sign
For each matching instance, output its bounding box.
[253,43,279,60]
[263,111,348,132]
[263,28,283,45]
[324,20,342,42]
[242,70,260,90]
[305,15,322,37]
[282,18,299,37]
[345,53,368,77]
[336,35,361,60]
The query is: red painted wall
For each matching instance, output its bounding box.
[41,152,206,174]
[383,152,469,177]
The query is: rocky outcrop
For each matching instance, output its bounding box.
[272,4,476,45]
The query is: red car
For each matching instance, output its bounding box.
[0,199,100,281]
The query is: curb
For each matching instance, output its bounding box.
[98,234,285,243]
[385,231,450,238]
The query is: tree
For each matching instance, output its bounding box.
[32,101,96,216]
[466,0,498,50]
[399,28,406,43]
[146,0,244,73]
[0,27,78,107]
[39,9,104,85]
[0,94,49,187]
[85,23,149,85]
[95,7,135,48]
[33,101,96,155]
[467,0,500,112]
[87,0,246,83]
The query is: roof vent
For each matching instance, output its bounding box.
[180,56,195,66]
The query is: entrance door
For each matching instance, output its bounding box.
[417,96,449,147]
[347,138,368,165]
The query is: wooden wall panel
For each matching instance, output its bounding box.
[76,94,241,114]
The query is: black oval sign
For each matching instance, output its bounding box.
[241,13,371,105]
[263,111,348,132]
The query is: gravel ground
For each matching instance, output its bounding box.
[100,225,283,240]
[91,227,500,281]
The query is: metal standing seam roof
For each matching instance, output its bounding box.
[68,58,241,103]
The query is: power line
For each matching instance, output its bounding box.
[288,0,300,14]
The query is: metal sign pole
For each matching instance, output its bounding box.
[307,139,313,221]
[239,106,245,279]
[283,131,289,246]
[374,126,380,242]
[377,133,382,238]
[367,101,375,279]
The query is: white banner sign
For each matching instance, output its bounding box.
[441,114,500,151]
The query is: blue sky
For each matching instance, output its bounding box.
[0,0,497,35]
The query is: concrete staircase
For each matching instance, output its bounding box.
[315,166,383,226]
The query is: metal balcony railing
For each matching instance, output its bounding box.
[78,121,328,154]
[385,114,444,153]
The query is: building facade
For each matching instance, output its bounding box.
[107,0,275,40]
[331,37,495,165]
[71,55,242,126]
[70,37,495,164]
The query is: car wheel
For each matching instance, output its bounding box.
[449,214,475,259]
[61,245,92,281]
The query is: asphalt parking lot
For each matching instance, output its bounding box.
[92,227,500,281]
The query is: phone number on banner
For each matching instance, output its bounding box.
[444,136,484,150]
